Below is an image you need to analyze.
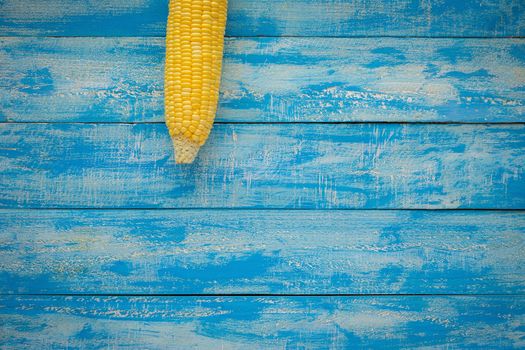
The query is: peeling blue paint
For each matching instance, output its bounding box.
[2,37,524,123]
[18,68,54,94]
[1,0,523,37]
[0,0,524,347]
[106,261,134,277]
[442,69,494,79]
[158,252,278,283]
[2,296,523,348]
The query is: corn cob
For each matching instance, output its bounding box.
[165,0,228,164]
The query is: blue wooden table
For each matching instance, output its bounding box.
[0,0,524,348]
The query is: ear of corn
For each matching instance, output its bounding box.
[165,0,228,164]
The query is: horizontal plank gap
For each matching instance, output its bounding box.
[1,35,525,39]
[5,293,525,297]
[2,208,525,212]
[2,121,525,126]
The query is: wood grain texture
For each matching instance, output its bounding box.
[1,37,524,123]
[0,0,523,37]
[1,1,524,346]
[1,296,524,349]
[1,209,524,294]
[1,123,523,209]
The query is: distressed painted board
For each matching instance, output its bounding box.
[0,0,523,37]
[1,123,524,209]
[1,37,524,123]
[1,296,524,349]
[1,209,524,295]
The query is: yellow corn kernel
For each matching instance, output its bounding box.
[165,0,228,164]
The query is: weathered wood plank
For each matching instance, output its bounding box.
[1,296,523,349]
[1,37,524,123]
[1,209,523,294]
[0,123,523,209]
[0,0,523,37]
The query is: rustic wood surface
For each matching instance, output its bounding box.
[1,123,523,209]
[0,1,524,348]
[1,209,524,295]
[1,296,524,349]
[1,37,523,123]
[1,0,523,37]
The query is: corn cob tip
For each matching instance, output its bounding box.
[172,135,200,164]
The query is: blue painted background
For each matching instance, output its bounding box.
[0,0,524,348]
